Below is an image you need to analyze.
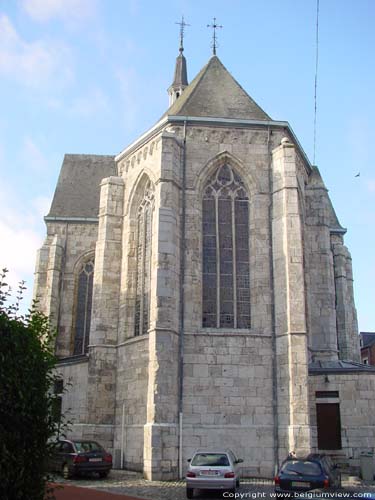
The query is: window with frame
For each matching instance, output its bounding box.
[202,164,251,329]
[134,181,154,336]
[73,259,94,355]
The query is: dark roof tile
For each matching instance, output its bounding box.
[163,55,270,121]
[47,154,116,219]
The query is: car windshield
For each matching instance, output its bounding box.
[281,460,322,476]
[191,453,230,467]
[74,441,103,453]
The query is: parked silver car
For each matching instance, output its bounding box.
[186,448,243,498]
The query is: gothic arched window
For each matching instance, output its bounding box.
[202,165,251,329]
[73,258,94,355]
[134,181,154,336]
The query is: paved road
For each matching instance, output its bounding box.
[50,483,146,500]
[50,471,275,500]
[50,471,375,500]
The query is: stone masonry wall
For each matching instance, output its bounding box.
[113,337,149,471]
[56,358,89,437]
[38,222,99,357]
[182,333,274,477]
[304,170,338,360]
[309,372,375,468]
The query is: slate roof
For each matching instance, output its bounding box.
[309,359,375,374]
[170,53,188,88]
[360,332,375,349]
[46,154,116,219]
[164,55,270,121]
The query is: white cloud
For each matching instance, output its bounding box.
[21,136,49,172]
[69,87,110,117]
[20,0,97,24]
[32,196,51,218]
[0,184,46,312]
[115,66,140,133]
[0,14,73,88]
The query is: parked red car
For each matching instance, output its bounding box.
[49,439,112,479]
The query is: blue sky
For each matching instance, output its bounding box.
[0,0,374,330]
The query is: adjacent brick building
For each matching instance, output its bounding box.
[360,332,375,365]
[34,41,375,480]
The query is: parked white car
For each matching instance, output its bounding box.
[185,448,243,498]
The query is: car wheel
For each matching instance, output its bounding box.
[236,478,240,487]
[186,487,194,499]
[99,471,109,478]
[62,463,71,479]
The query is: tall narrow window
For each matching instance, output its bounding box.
[73,259,94,355]
[134,181,154,336]
[202,165,250,328]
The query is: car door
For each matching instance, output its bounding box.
[229,450,239,478]
[53,441,66,470]
[55,441,72,470]
[49,442,62,471]
[60,441,75,467]
[322,456,338,487]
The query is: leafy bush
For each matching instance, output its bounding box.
[0,269,65,500]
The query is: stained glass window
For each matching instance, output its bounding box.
[73,259,94,355]
[202,165,251,328]
[134,181,154,336]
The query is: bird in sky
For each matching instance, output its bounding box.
[355,172,360,177]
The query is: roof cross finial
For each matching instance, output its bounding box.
[175,15,190,53]
[207,17,223,55]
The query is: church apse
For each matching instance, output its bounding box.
[32,43,374,479]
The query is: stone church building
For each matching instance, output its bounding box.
[34,40,375,479]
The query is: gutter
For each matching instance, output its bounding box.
[115,115,312,174]
[44,216,99,223]
[267,125,280,474]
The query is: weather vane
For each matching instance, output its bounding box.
[207,17,223,55]
[175,15,190,53]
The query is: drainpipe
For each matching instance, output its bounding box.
[121,402,125,469]
[268,126,279,474]
[178,120,187,479]
[56,223,68,354]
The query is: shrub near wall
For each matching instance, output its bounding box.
[0,271,61,500]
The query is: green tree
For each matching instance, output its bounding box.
[0,269,65,500]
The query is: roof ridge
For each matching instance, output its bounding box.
[214,57,270,118]
[162,55,270,121]
[177,56,214,113]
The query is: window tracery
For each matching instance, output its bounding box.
[202,164,251,328]
[134,180,154,336]
[73,258,94,355]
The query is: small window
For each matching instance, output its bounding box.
[363,358,368,365]
[54,379,64,395]
[51,396,62,423]
[316,391,339,398]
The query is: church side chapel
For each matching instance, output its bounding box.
[33,20,375,480]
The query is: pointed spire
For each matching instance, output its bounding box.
[168,16,189,106]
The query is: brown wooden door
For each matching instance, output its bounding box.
[316,403,342,450]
